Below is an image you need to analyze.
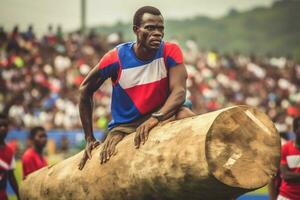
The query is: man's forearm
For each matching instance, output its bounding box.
[157,87,185,120]
[79,93,95,141]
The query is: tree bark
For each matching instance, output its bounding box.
[20,106,281,200]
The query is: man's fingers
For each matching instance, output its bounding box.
[86,147,92,159]
[100,151,104,164]
[144,126,150,144]
[134,128,140,148]
[134,134,140,149]
[140,126,145,145]
[78,158,87,170]
[78,152,88,170]
[107,143,113,157]
[105,143,111,161]
[93,141,100,148]
[100,150,107,164]
[103,150,108,163]
[110,144,116,156]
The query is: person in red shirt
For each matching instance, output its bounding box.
[0,114,20,200]
[22,126,48,179]
[278,116,300,200]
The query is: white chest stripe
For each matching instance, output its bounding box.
[287,155,300,168]
[119,58,167,89]
[0,158,10,170]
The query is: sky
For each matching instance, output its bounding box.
[0,0,275,36]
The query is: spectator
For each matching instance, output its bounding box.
[268,131,289,200]
[277,117,300,199]
[22,126,48,179]
[0,114,20,200]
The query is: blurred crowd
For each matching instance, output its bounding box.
[0,26,299,133]
[0,25,120,130]
[184,40,300,134]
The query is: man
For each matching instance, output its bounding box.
[22,126,48,179]
[0,114,20,200]
[78,6,195,170]
[268,131,289,200]
[277,117,300,200]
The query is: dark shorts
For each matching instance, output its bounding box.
[108,114,152,136]
[108,102,193,136]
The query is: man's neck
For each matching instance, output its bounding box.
[33,146,43,155]
[0,140,5,147]
[133,43,156,61]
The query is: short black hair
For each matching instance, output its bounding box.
[293,116,300,132]
[0,113,8,121]
[29,126,45,140]
[133,6,162,26]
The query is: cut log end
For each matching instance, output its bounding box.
[206,106,281,189]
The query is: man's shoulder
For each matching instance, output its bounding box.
[285,140,295,147]
[115,41,134,50]
[22,148,35,160]
[102,42,134,60]
[162,41,183,57]
[0,144,14,156]
[282,141,299,153]
[163,41,182,49]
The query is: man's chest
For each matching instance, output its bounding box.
[118,58,167,89]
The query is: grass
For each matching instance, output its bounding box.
[9,158,60,200]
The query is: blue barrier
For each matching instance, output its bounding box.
[238,194,268,200]
[6,129,105,147]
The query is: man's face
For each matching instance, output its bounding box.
[134,13,164,50]
[34,130,48,149]
[0,119,8,141]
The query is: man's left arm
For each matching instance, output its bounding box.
[155,64,187,119]
[134,64,187,148]
[8,170,20,200]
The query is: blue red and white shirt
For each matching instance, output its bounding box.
[0,145,15,200]
[279,141,300,199]
[97,41,183,129]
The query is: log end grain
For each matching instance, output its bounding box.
[205,106,281,189]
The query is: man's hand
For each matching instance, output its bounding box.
[78,138,100,170]
[134,117,159,149]
[100,133,124,164]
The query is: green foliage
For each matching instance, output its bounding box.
[94,0,300,61]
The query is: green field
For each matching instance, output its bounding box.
[9,158,60,200]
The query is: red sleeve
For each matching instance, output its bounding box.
[97,48,120,81]
[280,142,289,165]
[163,42,183,68]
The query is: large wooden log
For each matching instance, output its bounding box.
[20,106,280,200]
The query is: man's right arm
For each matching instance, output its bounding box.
[78,65,106,170]
[78,49,120,170]
[79,65,105,143]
